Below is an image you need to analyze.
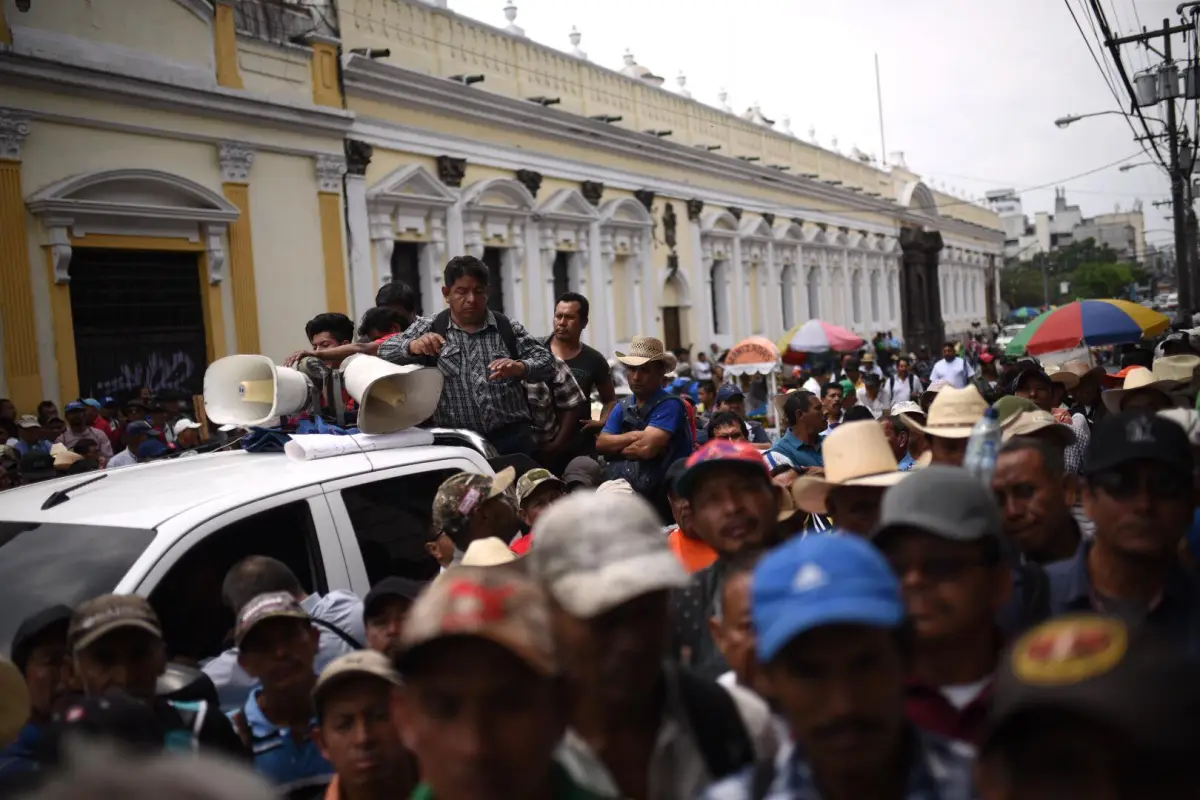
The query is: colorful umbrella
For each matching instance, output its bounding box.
[1004,299,1170,356]
[1011,306,1040,320]
[778,319,865,354]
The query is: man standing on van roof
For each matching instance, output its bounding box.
[378,255,556,456]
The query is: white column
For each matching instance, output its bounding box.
[636,232,652,342]
[732,238,746,338]
[539,227,557,338]
[369,211,394,300]
[587,220,604,347]
[343,174,375,322]
[447,198,466,258]
[600,230,619,353]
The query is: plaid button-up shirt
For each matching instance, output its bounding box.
[701,729,977,800]
[527,356,588,446]
[378,311,555,434]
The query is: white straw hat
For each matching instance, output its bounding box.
[461,537,518,567]
[1101,363,1188,414]
[791,421,908,515]
[900,384,988,439]
[615,336,678,372]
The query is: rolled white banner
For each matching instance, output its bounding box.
[283,428,436,462]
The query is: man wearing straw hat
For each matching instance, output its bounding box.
[1101,355,1199,415]
[899,384,992,467]
[598,336,693,519]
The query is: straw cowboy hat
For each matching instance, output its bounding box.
[461,537,518,567]
[616,336,678,372]
[1002,409,1077,447]
[1101,357,1199,414]
[1047,360,1105,393]
[900,384,989,439]
[791,421,909,515]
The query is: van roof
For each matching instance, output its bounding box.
[0,445,485,530]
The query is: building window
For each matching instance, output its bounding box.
[482,247,505,313]
[781,264,796,330]
[552,251,572,301]
[390,242,424,316]
[711,260,730,335]
[806,267,820,320]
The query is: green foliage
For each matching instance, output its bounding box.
[1000,237,1140,307]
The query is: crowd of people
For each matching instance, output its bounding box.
[5,254,1200,799]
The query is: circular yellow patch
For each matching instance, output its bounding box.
[1012,615,1128,686]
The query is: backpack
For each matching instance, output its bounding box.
[392,309,520,366]
[887,374,917,399]
[673,665,755,783]
[604,394,688,495]
[310,617,364,650]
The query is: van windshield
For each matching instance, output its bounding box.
[0,522,156,653]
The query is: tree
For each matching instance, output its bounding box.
[1069,262,1135,299]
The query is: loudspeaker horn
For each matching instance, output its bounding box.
[203,354,316,427]
[342,354,443,434]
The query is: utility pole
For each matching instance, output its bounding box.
[1107,16,1194,324]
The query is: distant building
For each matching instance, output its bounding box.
[987,188,1146,264]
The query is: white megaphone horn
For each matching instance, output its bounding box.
[203,355,318,427]
[342,354,443,434]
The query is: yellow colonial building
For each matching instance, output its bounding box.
[0,0,1003,412]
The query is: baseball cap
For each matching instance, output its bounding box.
[716,384,745,403]
[1012,366,1053,394]
[68,595,162,653]
[665,458,690,496]
[15,415,39,429]
[136,439,169,460]
[839,378,855,396]
[516,468,565,507]
[124,420,155,436]
[399,565,557,676]
[1082,411,1192,476]
[594,478,635,496]
[872,464,1002,545]
[47,691,166,754]
[64,401,87,413]
[992,395,1039,425]
[890,400,923,418]
[525,490,691,619]
[363,576,424,621]
[674,439,770,498]
[562,456,602,489]
[19,451,56,481]
[234,591,309,647]
[11,605,72,674]
[432,467,516,535]
[984,614,1200,759]
[753,534,904,663]
[313,650,402,712]
[172,418,202,436]
[1003,410,1076,447]
[82,398,103,410]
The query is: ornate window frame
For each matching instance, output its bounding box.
[599,196,654,353]
[536,188,599,336]
[700,208,740,347]
[740,216,773,337]
[461,177,536,321]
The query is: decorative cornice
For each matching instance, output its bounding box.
[581,180,604,206]
[345,139,373,177]
[728,206,743,221]
[686,198,704,222]
[436,155,466,187]
[315,153,347,193]
[515,169,543,199]
[0,110,31,161]
[634,189,655,212]
[761,212,775,227]
[218,142,255,183]
[791,216,804,227]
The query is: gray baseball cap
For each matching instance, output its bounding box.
[872,465,1001,545]
[524,491,691,619]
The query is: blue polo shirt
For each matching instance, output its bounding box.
[1046,541,1200,658]
[602,390,692,467]
[769,430,823,469]
[233,688,332,788]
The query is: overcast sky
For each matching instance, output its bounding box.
[446,0,1187,252]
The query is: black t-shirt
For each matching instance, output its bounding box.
[546,338,611,400]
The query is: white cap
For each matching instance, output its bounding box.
[173,418,202,436]
[595,478,635,496]
[890,400,924,418]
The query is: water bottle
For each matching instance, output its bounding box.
[964,407,1003,487]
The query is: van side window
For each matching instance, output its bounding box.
[149,501,326,664]
[340,469,459,585]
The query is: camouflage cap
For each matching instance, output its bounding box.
[399,565,556,676]
[68,595,162,654]
[515,468,565,507]
[432,467,516,535]
[234,591,309,647]
[524,490,691,619]
[314,650,402,712]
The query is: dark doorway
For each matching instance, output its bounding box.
[482,247,505,313]
[390,242,423,316]
[662,307,682,353]
[552,252,571,301]
[69,249,207,402]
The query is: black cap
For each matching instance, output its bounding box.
[364,577,424,621]
[665,458,690,497]
[47,691,166,757]
[985,613,1200,759]
[11,605,72,674]
[1082,411,1193,476]
[1012,366,1052,394]
[19,451,55,481]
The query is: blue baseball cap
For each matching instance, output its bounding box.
[124,421,156,437]
[82,398,102,410]
[753,534,904,663]
[715,384,745,403]
[64,401,87,413]
[136,439,169,460]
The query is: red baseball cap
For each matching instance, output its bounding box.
[675,439,769,498]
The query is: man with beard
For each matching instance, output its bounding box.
[1047,412,1200,656]
[929,341,974,389]
[362,578,423,663]
[313,651,417,800]
[669,440,780,680]
[528,492,777,799]
[231,592,333,789]
[700,535,975,799]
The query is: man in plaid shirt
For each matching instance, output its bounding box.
[378,256,555,455]
[527,355,588,473]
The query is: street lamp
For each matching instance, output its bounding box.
[1054,110,1165,128]
[1119,161,1158,172]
